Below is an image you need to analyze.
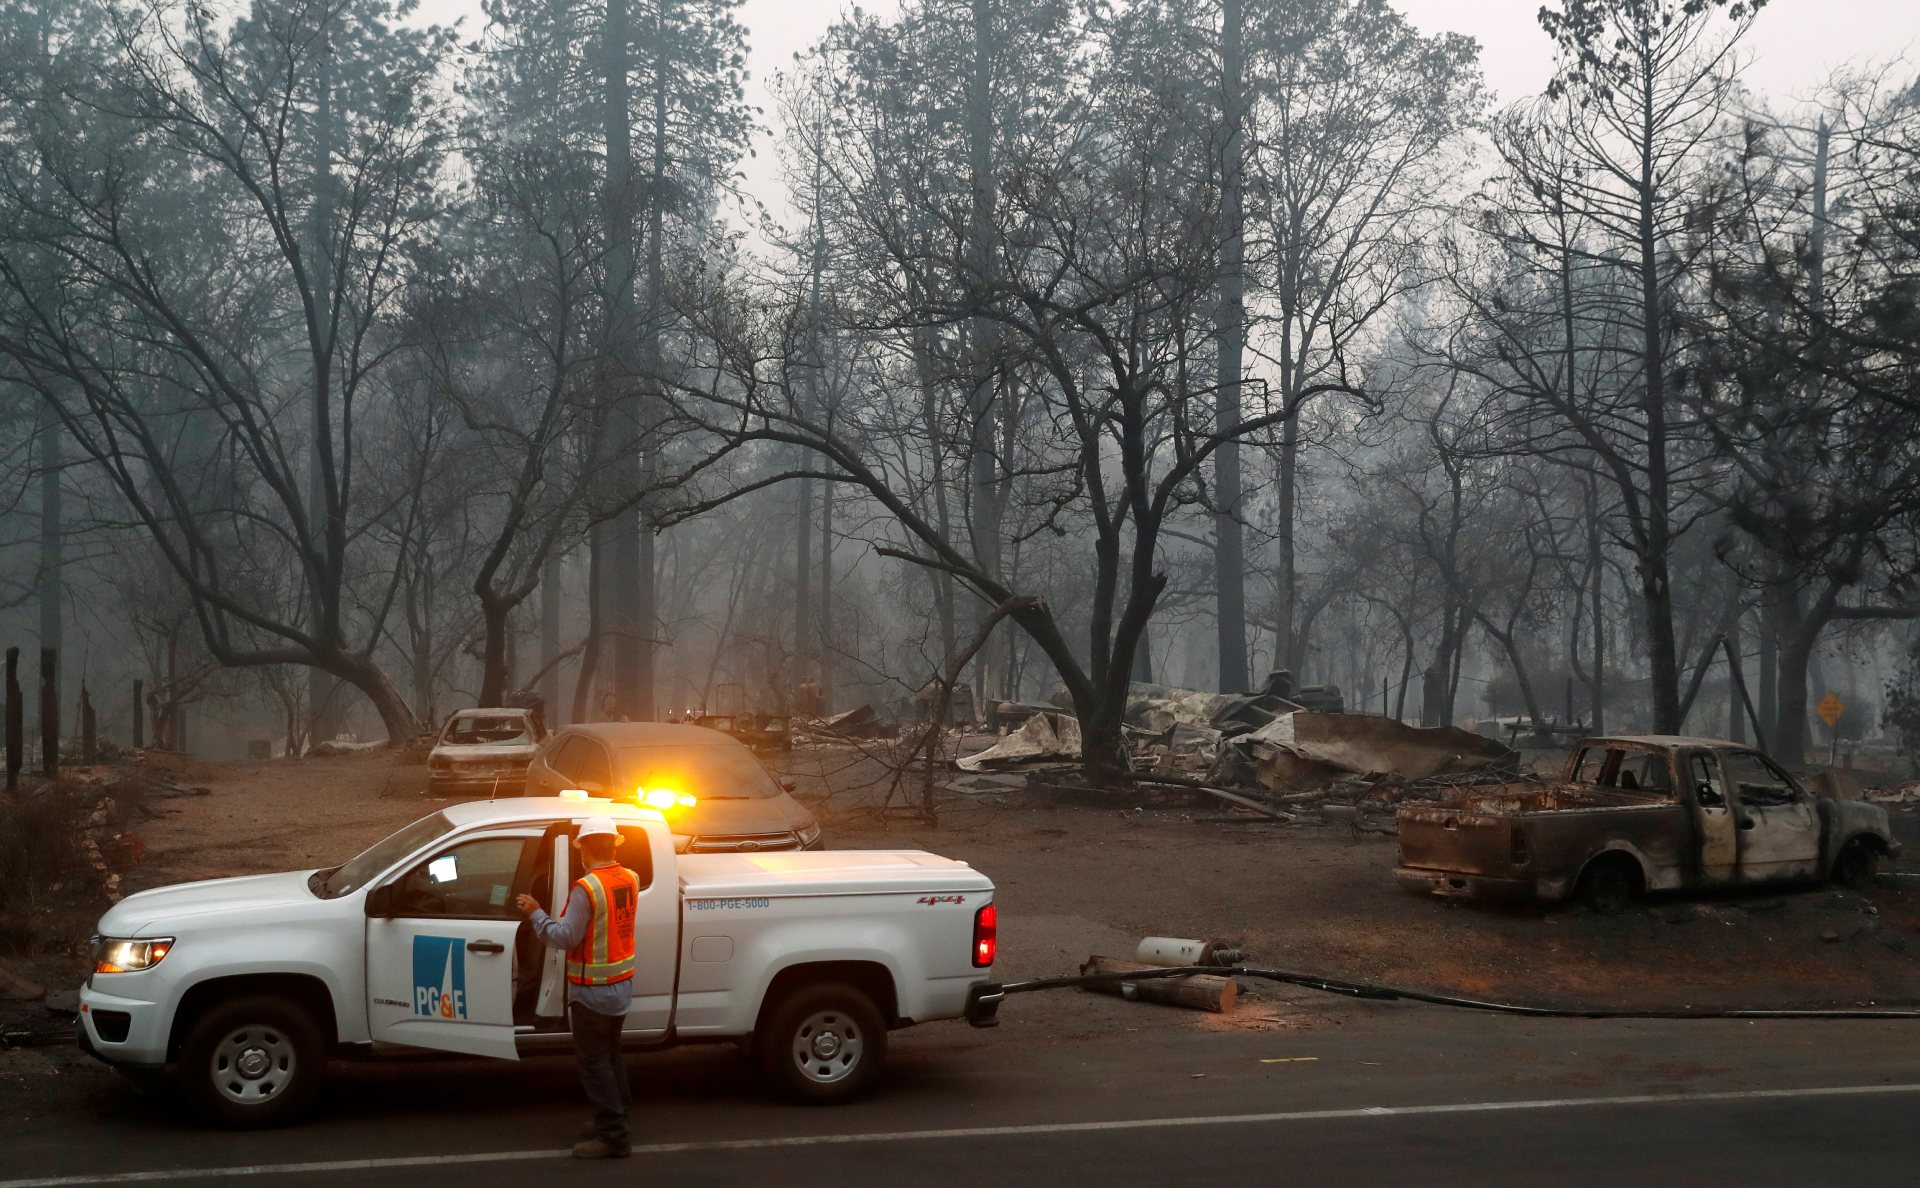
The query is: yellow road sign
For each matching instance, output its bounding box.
[1817,692,1844,727]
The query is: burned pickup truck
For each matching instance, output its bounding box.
[1395,735,1900,912]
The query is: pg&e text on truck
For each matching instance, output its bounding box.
[1395,735,1900,913]
[76,796,1000,1126]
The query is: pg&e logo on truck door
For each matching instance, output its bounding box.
[412,935,468,1020]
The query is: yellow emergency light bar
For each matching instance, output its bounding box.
[637,788,697,811]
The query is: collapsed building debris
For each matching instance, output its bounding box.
[990,701,1062,731]
[820,703,885,739]
[1229,712,1517,791]
[1208,671,1307,737]
[1865,783,1920,807]
[956,711,1082,771]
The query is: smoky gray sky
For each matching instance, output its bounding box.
[413,0,1919,238]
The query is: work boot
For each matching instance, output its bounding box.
[571,1138,631,1160]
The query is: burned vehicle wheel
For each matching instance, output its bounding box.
[179,996,325,1128]
[1834,837,1882,888]
[761,982,887,1104]
[1578,855,1639,915]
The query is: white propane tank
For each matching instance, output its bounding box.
[1135,936,1207,966]
[1135,936,1246,967]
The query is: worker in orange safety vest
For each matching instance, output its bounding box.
[516,815,639,1158]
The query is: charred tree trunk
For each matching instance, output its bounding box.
[966,0,1003,703]
[572,524,605,724]
[1276,413,1299,673]
[1213,0,1247,695]
[38,408,60,724]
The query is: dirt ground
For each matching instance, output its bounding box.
[781,748,1920,1015]
[5,742,1920,1053]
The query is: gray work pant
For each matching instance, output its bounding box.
[569,1005,631,1147]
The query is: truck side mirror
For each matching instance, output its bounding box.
[365,885,394,919]
[781,778,797,793]
[1695,782,1723,807]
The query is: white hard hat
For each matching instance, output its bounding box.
[577,815,623,843]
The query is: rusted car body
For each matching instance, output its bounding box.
[426,708,547,797]
[1395,735,1900,909]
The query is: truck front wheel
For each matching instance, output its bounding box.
[761,982,887,1104]
[179,996,325,1128]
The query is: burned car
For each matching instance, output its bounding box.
[426,708,548,797]
[1395,735,1900,912]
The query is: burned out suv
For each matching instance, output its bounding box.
[523,722,822,854]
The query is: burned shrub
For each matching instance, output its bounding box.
[0,790,97,949]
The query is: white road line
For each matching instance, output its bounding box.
[7,1082,1920,1188]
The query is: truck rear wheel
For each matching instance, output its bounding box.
[1578,855,1639,915]
[760,981,887,1104]
[1834,837,1881,888]
[179,996,325,1128]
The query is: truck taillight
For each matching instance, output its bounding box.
[972,903,997,967]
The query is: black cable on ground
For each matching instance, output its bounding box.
[983,964,1920,1020]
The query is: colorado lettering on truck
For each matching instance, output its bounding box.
[76,797,998,1127]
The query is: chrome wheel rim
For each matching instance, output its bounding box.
[209,1025,296,1106]
[789,1009,864,1084]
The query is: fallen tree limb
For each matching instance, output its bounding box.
[1196,785,1295,819]
[1079,955,1237,1012]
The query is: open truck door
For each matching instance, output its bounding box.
[365,833,536,1060]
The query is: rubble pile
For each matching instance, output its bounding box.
[957,711,1082,771]
[770,672,1522,833]
[1864,783,1920,809]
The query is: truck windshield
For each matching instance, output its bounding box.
[314,813,456,899]
[619,745,783,800]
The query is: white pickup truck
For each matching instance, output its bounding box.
[77,796,999,1126]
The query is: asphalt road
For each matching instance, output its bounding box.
[7,997,1920,1187]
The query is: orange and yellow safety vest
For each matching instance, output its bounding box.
[566,864,638,986]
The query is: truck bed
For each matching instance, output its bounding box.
[1423,783,1673,814]
[1398,784,1681,884]
[677,849,992,899]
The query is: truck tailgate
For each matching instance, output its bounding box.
[1398,807,1515,876]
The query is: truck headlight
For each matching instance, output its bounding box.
[93,936,174,974]
[799,823,821,848]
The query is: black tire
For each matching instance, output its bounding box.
[1579,856,1639,915]
[178,996,326,1128]
[759,981,887,1105]
[1834,837,1882,888]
